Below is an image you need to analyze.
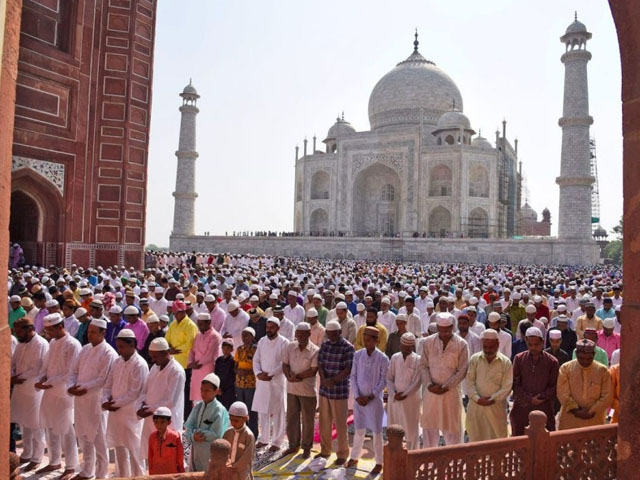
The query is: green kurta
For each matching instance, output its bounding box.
[184,398,230,471]
[465,351,513,442]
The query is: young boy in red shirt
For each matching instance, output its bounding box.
[148,406,185,475]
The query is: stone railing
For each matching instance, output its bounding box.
[384,411,618,480]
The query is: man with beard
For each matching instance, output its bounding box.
[67,318,118,479]
[10,316,49,472]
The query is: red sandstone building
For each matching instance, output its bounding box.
[9,0,157,268]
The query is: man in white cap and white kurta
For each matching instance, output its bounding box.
[386,332,422,450]
[149,286,168,316]
[102,329,149,477]
[284,291,305,326]
[420,312,469,448]
[377,297,397,333]
[67,318,118,479]
[136,337,185,463]
[465,328,513,442]
[10,315,49,472]
[221,301,249,350]
[252,316,290,452]
[35,312,82,477]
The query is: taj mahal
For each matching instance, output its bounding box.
[293,32,520,240]
[170,19,601,265]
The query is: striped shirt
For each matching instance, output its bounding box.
[318,337,355,400]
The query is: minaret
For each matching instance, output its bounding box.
[556,14,594,240]
[172,80,199,236]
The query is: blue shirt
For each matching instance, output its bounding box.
[106,319,127,349]
[595,307,616,321]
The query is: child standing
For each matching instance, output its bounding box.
[215,338,237,409]
[148,407,185,475]
[184,373,230,472]
[223,401,255,480]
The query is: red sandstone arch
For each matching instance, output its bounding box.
[10,168,64,265]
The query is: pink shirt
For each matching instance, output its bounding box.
[124,319,149,350]
[188,328,221,401]
[207,305,226,333]
[597,330,621,361]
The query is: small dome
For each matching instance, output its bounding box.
[593,226,608,238]
[436,110,471,130]
[521,203,538,221]
[472,134,492,149]
[566,20,587,35]
[180,80,199,98]
[324,116,356,142]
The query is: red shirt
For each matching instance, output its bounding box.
[148,427,185,475]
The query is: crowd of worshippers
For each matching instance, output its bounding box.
[8,256,623,478]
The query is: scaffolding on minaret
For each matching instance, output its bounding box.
[589,137,601,230]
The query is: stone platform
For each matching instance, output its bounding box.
[170,235,601,265]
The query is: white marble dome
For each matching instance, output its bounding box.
[325,116,356,141]
[472,134,492,149]
[436,110,471,130]
[368,48,463,131]
[565,19,587,34]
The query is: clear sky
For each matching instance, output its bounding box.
[145,0,622,247]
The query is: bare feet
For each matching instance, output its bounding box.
[268,445,281,452]
[371,464,383,474]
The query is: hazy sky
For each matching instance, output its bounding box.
[145,0,622,247]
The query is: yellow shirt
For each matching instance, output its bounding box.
[354,323,388,351]
[557,359,612,430]
[575,315,603,339]
[165,316,198,368]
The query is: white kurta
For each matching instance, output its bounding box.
[11,334,49,428]
[419,334,469,433]
[103,352,149,451]
[138,357,185,457]
[221,310,250,349]
[69,340,118,441]
[279,317,295,341]
[284,304,305,326]
[252,334,289,414]
[39,333,82,435]
[386,351,421,449]
[378,310,397,333]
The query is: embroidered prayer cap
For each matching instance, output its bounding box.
[90,299,104,309]
[74,307,88,318]
[229,401,249,417]
[481,328,499,340]
[400,332,416,346]
[356,303,365,312]
[336,301,348,310]
[525,304,537,314]
[364,326,380,338]
[603,318,616,329]
[172,300,187,312]
[548,330,562,340]
[43,313,63,327]
[296,322,311,332]
[227,301,239,312]
[306,308,318,318]
[222,338,234,348]
[325,320,341,332]
[197,312,211,321]
[116,328,136,339]
[575,339,596,353]
[525,327,543,338]
[242,327,255,337]
[124,305,139,316]
[435,313,454,327]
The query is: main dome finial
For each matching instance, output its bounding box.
[414,28,419,53]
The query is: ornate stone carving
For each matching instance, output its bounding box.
[351,152,405,176]
[12,156,65,195]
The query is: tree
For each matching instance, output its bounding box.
[604,217,623,265]
[145,243,167,252]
